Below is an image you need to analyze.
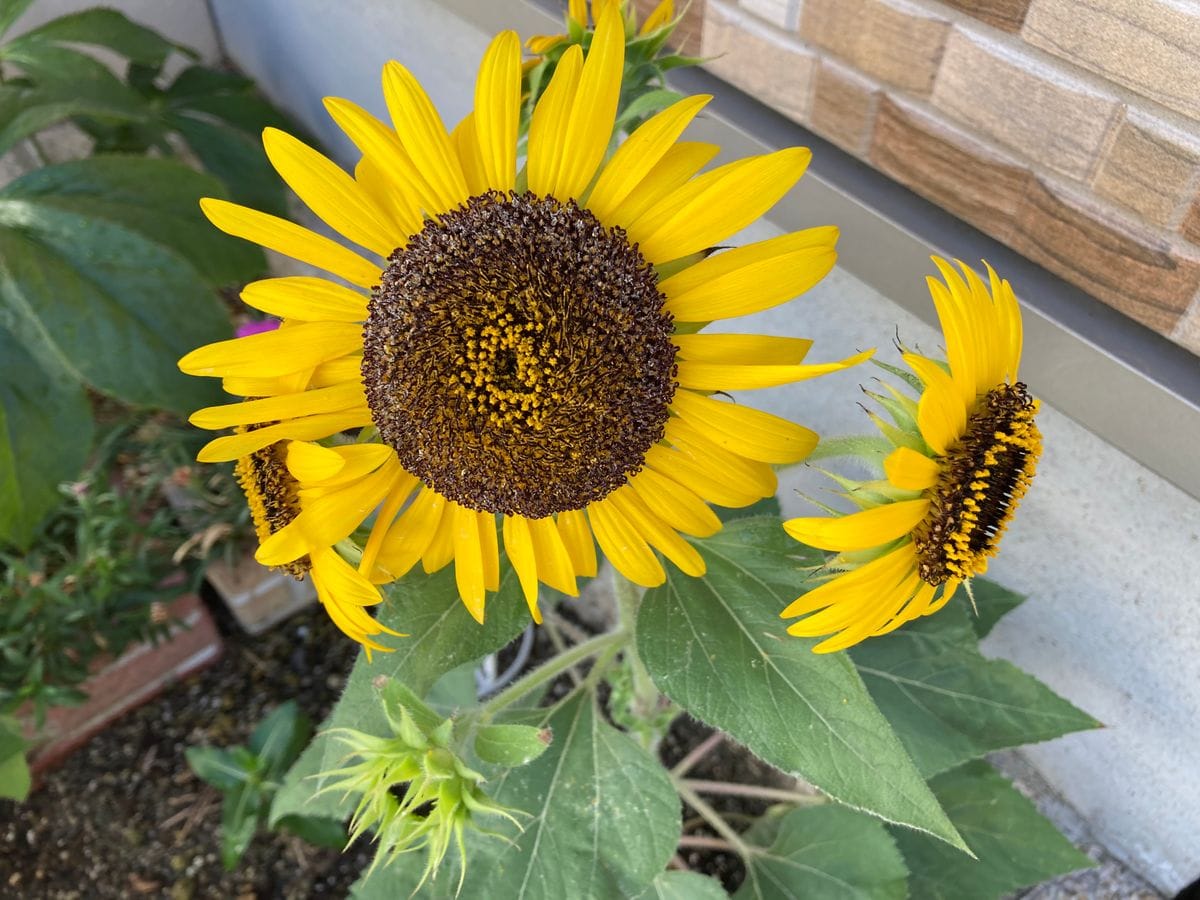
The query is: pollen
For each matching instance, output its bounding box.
[234,432,309,578]
[362,191,677,518]
[913,383,1042,585]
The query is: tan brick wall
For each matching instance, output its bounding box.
[697,0,1200,354]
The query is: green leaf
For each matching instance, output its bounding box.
[473,723,552,767]
[424,663,478,715]
[1,156,265,287]
[637,517,965,850]
[0,44,151,115]
[186,746,252,792]
[0,0,36,39]
[248,701,311,778]
[892,761,1093,900]
[221,781,264,870]
[0,323,91,549]
[0,716,30,802]
[966,578,1026,639]
[167,113,289,219]
[852,601,1097,777]
[354,692,681,900]
[633,871,728,899]
[0,84,148,155]
[0,161,233,415]
[269,565,530,827]
[1,8,184,67]
[716,495,782,523]
[276,814,347,849]
[736,805,909,900]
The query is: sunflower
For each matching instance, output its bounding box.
[527,0,675,55]
[180,6,866,648]
[780,258,1041,653]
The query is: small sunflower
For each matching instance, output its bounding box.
[781,258,1041,653]
[180,7,866,649]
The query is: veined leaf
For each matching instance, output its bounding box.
[248,701,311,778]
[0,8,184,68]
[736,805,908,900]
[637,517,965,850]
[0,323,91,549]
[852,599,1098,777]
[967,577,1026,638]
[633,871,727,899]
[892,761,1093,900]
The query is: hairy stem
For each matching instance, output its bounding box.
[677,835,737,853]
[479,629,628,717]
[612,569,660,724]
[682,778,826,807]
[670,731,724,777]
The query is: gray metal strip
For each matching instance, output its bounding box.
[439,0,1200,500]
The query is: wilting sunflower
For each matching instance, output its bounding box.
[180,5,866,648]
[781,258,1041,653]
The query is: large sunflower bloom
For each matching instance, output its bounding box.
[781,258,1041,653]
[180,7,865,647]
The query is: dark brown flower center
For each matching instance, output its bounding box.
[234,431,309,578]
[913,383,1041,585]
[361,191,677,518]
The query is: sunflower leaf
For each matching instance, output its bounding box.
[268,563,529,828]
[637,516,966,851]
[735,805,909,900]
[349,692,680,900]
[852,598,1099,777]
[632,871,728,899]
[967,577,1026,638]
[891,760,1093,899]
[0,323,92,549]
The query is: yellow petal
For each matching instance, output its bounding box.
[261,127,398,257]
[422,496,458,573]
[904,353,968,456]
[528,516,579,596]
[179,322,363,379]
[189,381,365,430]
[197,411,371,462]
[324,97,440,216]
[199,198,380,289]
[474,30,521,192]
[451,112,489,196]
[784,499,930,553]
[987,263,1023,383]
[640,0,673,32]
[662,227,839,322]
[300,444,395,491]
[588,498,666,587]
[526,34,565,54]
[241,277,367,323]
[454,504,488,623]
[670,389,818,464]
[673,334,813,365]
[586,94,710,224]
[382,61,468,212]
[549,1,624,197]
[258,457,401,564]
[309,356,363,389]
[676,349,874,391]
[373,487,444,583]
[644,444,762,509]
[478,511,500,592]
[568,0,587,26]
[358,470,420,577]
[884,446,940,492]
[782,543,916,620]
[665,418,777,499]
[555,509,597,578]
[627,467,721,537]
[503,515,542,621]
[354,155,422,240]
[222,371,313,398]
[286,441,346,482]
[607,141,720,228]
[608,487,705,577]
[628,147,812,262]
[526,44,583,197]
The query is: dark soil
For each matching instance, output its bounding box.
[0,599,373,900]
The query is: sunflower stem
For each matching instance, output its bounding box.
[478,628,628,718]
[681,778,826,807]
[612,569,663,746]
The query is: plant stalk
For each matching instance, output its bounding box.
[673,777,756,860]
[612,569,659,723]
[681,778,826,807]
[479,628,628,717]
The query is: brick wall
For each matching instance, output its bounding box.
[687,0,1200,355]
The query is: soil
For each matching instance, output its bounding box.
[0,595,373,900]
